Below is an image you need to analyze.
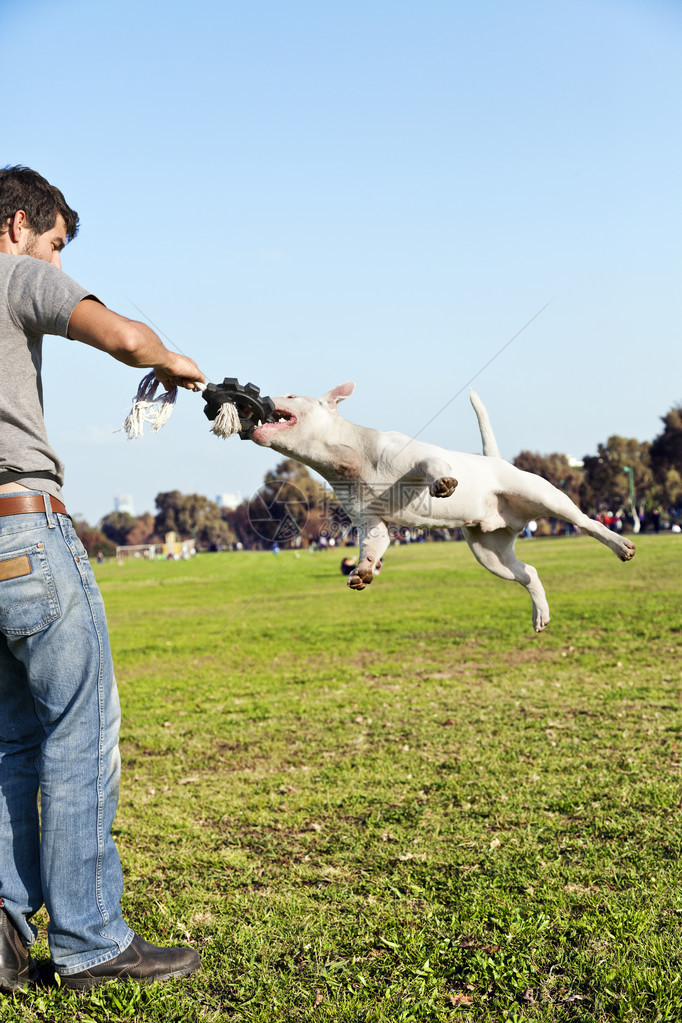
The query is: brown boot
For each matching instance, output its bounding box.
[0,899,38,993]
[59,933,201,991]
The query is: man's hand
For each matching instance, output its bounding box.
[153,354,205,392]
[68,299,206,388]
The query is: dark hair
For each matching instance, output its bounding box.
[0,165,79,242]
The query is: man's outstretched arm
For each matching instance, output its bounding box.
[67,298,205,391]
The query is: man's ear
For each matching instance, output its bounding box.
[8,210,28,243]
[321,382,355,409]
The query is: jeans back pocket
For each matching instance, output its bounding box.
[0,544,61,637]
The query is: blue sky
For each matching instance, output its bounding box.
[5,0,681,523]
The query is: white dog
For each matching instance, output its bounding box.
[251,384,635,631]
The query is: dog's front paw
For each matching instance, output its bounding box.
[430,476,458,498]
[347,570,372,590]
[347,558,377,590]
[618,538,636,561]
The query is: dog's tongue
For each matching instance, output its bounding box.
[203,378,276,439]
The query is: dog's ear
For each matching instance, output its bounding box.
[321,382,355,409]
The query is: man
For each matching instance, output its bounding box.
[0,166,205,991]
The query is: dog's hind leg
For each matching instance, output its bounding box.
[511,475,636,562]
[463,525,551,632]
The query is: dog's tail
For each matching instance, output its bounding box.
[470,390,501,458]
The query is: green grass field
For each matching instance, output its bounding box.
[2,534,681,1022]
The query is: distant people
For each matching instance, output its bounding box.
[522,520,537,539]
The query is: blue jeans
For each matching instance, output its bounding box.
[0,493,133,973]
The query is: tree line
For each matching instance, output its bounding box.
[74,402,682,555]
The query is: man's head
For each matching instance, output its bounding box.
[0,166,79,267]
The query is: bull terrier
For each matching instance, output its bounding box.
[250,384,635,631]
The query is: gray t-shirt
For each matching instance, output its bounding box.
[0,253,93,500]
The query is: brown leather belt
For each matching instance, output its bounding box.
[0,494,68,518]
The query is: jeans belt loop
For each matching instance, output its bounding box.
[43,492,56,529]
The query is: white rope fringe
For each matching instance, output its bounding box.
[122,372,177,438]
[122,372,243,440]
[210,400,241,439]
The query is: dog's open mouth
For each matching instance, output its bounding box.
[266,407,297,427]
[250,407,297,439]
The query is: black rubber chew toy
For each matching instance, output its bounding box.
[203,378,276,439]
